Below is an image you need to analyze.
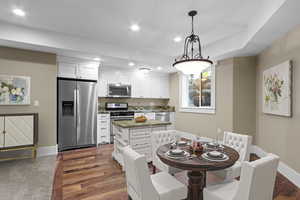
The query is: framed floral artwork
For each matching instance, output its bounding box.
[263,60,292,117]
[0,75,31,105]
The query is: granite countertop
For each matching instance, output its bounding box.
[112,120,171,128]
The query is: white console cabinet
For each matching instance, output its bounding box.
[0,113,38,161]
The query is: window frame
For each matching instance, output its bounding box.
[179,65,216,114]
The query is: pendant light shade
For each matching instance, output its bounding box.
[173,10,213,75]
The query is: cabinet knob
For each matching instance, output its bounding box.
[2,130,6,134]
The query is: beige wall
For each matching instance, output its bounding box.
[169,59,235,138]
[256,26,300,172]
[233,57,257,134]
[0,47,57,147]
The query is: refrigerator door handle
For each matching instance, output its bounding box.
[74,89,77,129]
[76,88,81,142]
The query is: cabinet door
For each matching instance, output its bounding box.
[0,117,4,148]
[4,116,34,148]
[98,70,108,97]
[58,63,77,78]
[132,75,151,98]
[161,76,170,98]
[77,65,99,80]
[149,75,170,99]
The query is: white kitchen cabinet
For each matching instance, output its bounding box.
[58,63,77,78]
[132,75,151,98]
[98,68,170,99]
[77,65,98,80]
[112,124,170,166]
[160,76,170,98]
[150,75,169,99]
[58,62,98,81]
[98,79,108,97]
[97,114,110,144]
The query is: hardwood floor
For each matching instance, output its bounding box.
[52,145,300,200]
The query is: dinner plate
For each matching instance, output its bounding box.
[166,150,190,159]
[207,151,223,158]
[202,152,229,162]
[177,141,187,146]
[170,149,184,155]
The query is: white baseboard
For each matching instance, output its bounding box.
[251,145,300,188]
[37,145,58,157]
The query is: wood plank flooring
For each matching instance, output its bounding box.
[52,144,300,200]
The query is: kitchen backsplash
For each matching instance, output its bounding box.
[98,97,172,110]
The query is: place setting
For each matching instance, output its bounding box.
[165,139,229,162]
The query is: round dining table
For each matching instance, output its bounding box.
[156,143,239,200]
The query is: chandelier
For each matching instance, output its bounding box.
[173,10,213,75]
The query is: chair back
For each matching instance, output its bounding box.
[151,130,178,158]
[223,131,252,161]
[122,146,158,200]
[234,153,279,200]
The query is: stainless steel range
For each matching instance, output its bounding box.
[105,103,134,143]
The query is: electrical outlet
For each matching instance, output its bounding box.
[217,128,222,134]
[34,100,39,107]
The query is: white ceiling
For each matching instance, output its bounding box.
[0,0,299,73]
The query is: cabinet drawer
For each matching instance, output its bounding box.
[130,127,151,134]
[130,131,150,138]
[152,126,167,132]
[98,114,110,120]
[99,122,109,129]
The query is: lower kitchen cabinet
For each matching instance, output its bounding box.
[112,124,169,167]
[97,114,110,144]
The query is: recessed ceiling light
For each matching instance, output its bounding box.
[173,36,182,43]
[128,62,135,66]
[157,66,162,70]
[12,8,26,17]
[130,24,140,32]
[93,57,101,61]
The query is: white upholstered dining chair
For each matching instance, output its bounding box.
[122,146,187,200]
[213,131,252,181]
[151,130,181,174]
[204,153,279,200]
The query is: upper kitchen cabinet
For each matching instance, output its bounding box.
[150,75,169,99]
[57,56,99,81]
[77,65,98,80]
[98,68,170,99]
[58,62,77,79]
[58,62,98,81]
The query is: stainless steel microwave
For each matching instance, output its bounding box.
[108,83,131,97]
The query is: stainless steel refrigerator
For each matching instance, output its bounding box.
[58,78,97,151]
